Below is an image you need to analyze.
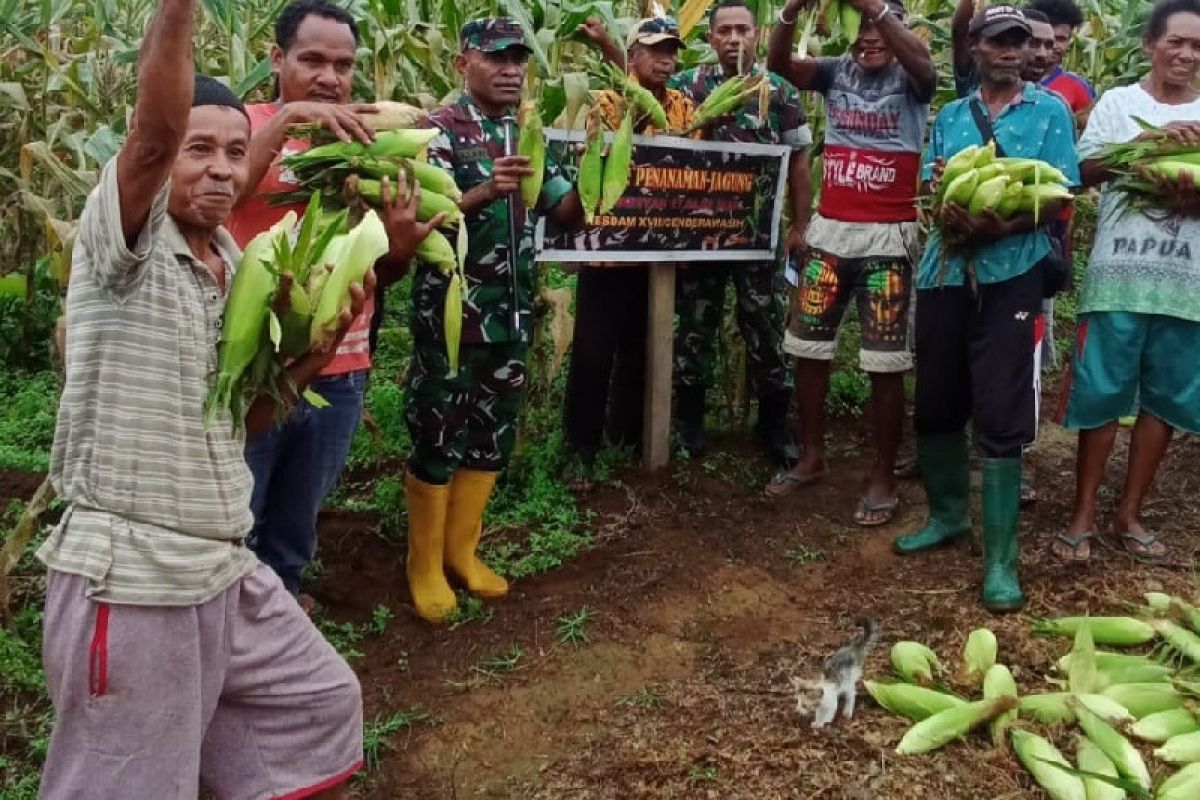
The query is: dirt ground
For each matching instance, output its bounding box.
[3,413,1198,799]
[286,420,1199,800]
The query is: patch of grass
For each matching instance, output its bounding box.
[688,763,720,783]
[616,687,666,710]
[447,594,493,630]
[468,643,523,681]
[317,619,366,662]
[0,604,46,694]
[701,450,768,490]
[555,606,595,646]
[0,370,57,472]
[361,708,432,773]
[785,544,826,568]
[826,368,871,419]
[369,604,394,636]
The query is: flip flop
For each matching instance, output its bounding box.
[764,468,828,498]
[1051,531,1093,564]
[854,496,899,527]
[1116,530,1167,563]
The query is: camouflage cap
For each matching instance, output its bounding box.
[459,17,531,53]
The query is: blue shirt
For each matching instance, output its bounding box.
[918,83,1081,289]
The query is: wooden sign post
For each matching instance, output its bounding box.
[641,263,675,471]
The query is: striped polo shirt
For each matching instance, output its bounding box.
[38,160,258,606]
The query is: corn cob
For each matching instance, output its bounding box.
[598,109,633,216]
[1131,709,1200,744]
[1144,160,1200,182]
[939,143,992,199]
[518,101,545,209]
[1101,682,1185,719]
[677,0,716,38]
[406,158,461,202]
[205,211,298,426]
[960,628,998,688]
[367,100,427,129]
[599,63,669,131]
[995,156,1070,185]
[1057,652,1174,688]
[365,128,440,159]
[996,180,1025,216]
[1074,736,1125,800]
[943,170,981,208]
[1157,763,1200,799]
[1017,693,1133,726]
[864,680,966,722]
[891,641,940,686]
[969,175,1010,215]
[1069,615,1100,695]
[309,209,389,350]
[1010,729,1087,800]
[1152,619,1200,663]
[1034,617,1157,647]
[578,126,604,223]
[1155,730,1200,764]
[983,664,1018,746]
[1075,705,1152,790]
[687,74,764,132]
[895,696,1016,755]
[348,176,462,229]
[414,229,457,272]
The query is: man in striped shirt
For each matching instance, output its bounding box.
[37,0,437,795]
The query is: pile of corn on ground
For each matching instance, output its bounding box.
[869,593,1200,799]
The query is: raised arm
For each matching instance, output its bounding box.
[115,0,197,246]
[950,0,975,80]
[768,0,824,89]
[853,0,937,99]
[577,17,625,68]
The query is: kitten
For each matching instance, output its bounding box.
[792,618,880,729]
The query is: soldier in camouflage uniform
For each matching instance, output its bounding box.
[404,17,583,623]
[667,0,813,467]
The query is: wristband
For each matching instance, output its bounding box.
[778,8,798,25]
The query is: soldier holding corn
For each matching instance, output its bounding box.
[667,0,814,468]
[403,18,584,623]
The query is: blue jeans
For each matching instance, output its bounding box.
[244,371,367,594]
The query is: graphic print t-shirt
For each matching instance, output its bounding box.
[811,56,931,223]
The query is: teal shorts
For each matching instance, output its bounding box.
[1062,311,1200,434]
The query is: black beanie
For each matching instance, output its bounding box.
[193,74,249,119]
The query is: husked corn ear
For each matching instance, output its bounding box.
[891,641,940,686]
[939,144,989,198]
[598,110,633,216]
[1056,651,1174,688]
[1131,709,1200,744]
[406,158,461,202]
[1101,682,1185,719]
[1034,617,1157,647]
[365,128,440,158]
[518,101,545,209]
[1156,730,1200,764]
[309,209,389,350]
[1157,762,1200,799]
[864,680,965,722]
[367,100,427,129]
[1151,619,1200,663]
[961,629,998,688]
[1016,693,1133,726]
[943,170,980,207]
[895,696,1016,755]
[1068,615,1100,695]
[1075,735,1125,800]
[969,175,1010,215]
[1010,729,1087,800]
[1075,704,1152,790]
[1144,160,1200,181]
[983,664,1018,745]
[349,176,462,229]
[995,156,1070,185]
[415,229,457,272]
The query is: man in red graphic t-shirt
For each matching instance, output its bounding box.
[227,0,428,605]
[765,0,934,528]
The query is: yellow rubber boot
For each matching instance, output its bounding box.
[444,469,508,599]
[404,473,457,623]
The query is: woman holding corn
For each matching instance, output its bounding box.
[1056,0,1200,564]
[402,18,585,624]
[562,17,697,490]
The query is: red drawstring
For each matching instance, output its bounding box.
[88,605,110,697]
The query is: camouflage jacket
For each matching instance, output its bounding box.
[415,94,572,344]
[669,65,812,150]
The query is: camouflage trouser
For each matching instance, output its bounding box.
[673,260,790,396]
[404,339,528,485]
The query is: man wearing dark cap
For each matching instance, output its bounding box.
[766,0,934,528]
[669,0,813,468]
[403,17,584,623]
[34,0,435,796]
[891,4,1080,613]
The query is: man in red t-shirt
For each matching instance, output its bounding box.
[227,0,429,605]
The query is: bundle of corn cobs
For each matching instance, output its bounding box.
[866,593,1200,799]
[935,141,1074,224]
[205,196,386,429]
[1094,118,1200,214]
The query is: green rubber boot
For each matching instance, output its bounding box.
[892,432,972,554]
[981,457,1024,612]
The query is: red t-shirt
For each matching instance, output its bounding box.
[1042,67,1095,115]
[226,103,373,376]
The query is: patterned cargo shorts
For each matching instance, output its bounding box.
[783,247,913,374]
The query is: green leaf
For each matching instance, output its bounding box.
[1035,757,1152,799]
[268,311,282,352]
[303,388,330,408]
[500,0,554,78]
